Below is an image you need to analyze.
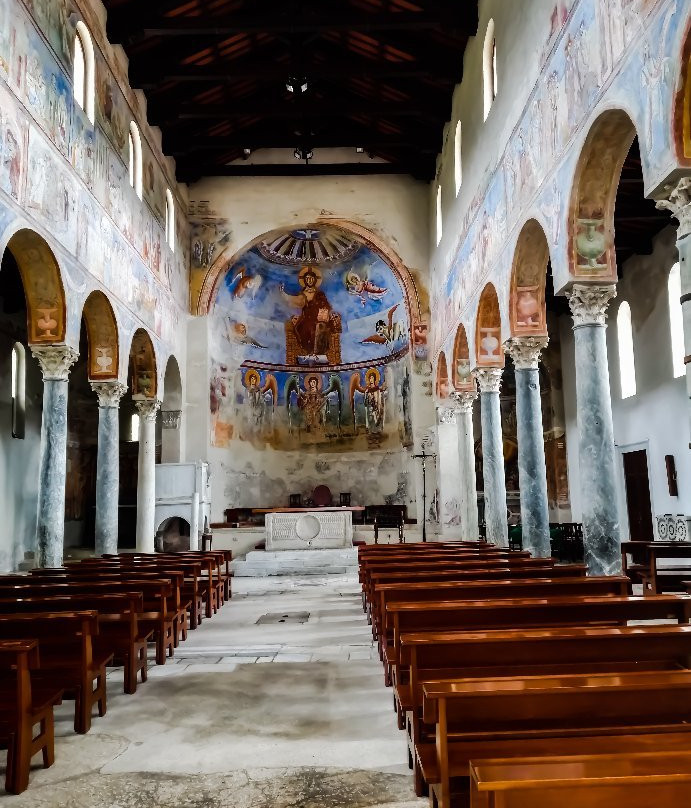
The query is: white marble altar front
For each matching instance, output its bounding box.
[266,509,354,550]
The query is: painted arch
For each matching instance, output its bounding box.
[4,228,67,344]
[436,351,450,399]
[128,328,157,399]
[674,19,691,162]
[509,219,550,336]
[451,324,474,391]
[475,283,504,367]
[568,109,638,282]
[81,290,119,380]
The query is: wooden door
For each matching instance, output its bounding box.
[622,449,654,541]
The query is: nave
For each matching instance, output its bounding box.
[3,573,423,808]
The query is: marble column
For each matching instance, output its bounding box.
[474,368,508,548]
[657,176,691,442]
[566,284,620,575]
[91,381,127,556]
[436,404,463,537]
[505,336,551,558]
[134,397,161,552]
[450,389,480,541]
[31,345,79,568]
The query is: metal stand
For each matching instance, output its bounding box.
[413,447,436,542]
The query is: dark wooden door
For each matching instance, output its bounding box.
[622,449,654,541]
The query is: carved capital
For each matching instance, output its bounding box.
[134,397,161,422]
[504,335,549,370]
[31,345,79,381]
[449,390,477,414]
[437,405,459,425]
[473,367,503,394]
[566,284,616,327]
[162,409,182,429]
[656,176,691,240]
[91,381,127,408]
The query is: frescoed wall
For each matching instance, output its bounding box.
[210,226,414,455]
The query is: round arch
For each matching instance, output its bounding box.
[509,218,551,336]
[127,328,158,399]
[162,355,182,410]
[451,323,474,391]
[568,109,638,282]
[475,283,503,367]
[81,290,119,380]
[4,228,67,344]
[436,351,450,399]
[195,220,423,327]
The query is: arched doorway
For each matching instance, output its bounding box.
[161,355,182,463]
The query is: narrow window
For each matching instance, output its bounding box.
[454,121,462,196]
[617,301,636,399]
[165,188,175,252]
[130,412,140,442]
[129,121,143,200]
[11,342,25,439]
[436,184,443,246]
[73,22,95,123]
[483,19,497,121]
[669,262,685,378]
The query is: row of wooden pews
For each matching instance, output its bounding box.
[0,549,231,794]
[359,540,691,807]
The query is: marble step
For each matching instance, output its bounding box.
[232,549,359,577]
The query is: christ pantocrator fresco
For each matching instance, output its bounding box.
[281,266,342,365]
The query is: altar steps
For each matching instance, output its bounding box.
[232,549,358,577]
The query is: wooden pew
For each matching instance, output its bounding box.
[0,639,63,794]
[368,566,587,637]
[0,593,150,694]
[622,540,691,593]
[399,620,691,793]
[0,579,176,666]
[380,577,631,665]
[422,669,691,808]
[468,751,691,808]
[0,612,111,734]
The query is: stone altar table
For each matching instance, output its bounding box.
[264,508,358,550]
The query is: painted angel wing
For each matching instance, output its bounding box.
[261,374,278,406]
[387,303,399,328]
[361,334,387,345]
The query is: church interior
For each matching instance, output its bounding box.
[1,0,691,805]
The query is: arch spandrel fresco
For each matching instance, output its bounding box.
[210,226,414,453]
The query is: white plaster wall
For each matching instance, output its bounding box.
[562,227,691,535]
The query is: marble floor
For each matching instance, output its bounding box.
[3,574,425,807]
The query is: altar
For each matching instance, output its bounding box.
[263,507,362,551]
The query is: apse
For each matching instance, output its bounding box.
[209,226,414,454]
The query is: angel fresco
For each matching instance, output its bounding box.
[344,269,388,307]
[286,373,343,435]
[243,368,277,428]
[360,304,406,353]
[228,266,263,300]
[350,367,387,436]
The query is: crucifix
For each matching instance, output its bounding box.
[412,444,437,542]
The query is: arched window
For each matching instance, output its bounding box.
[617,301,636,399]
[668,262,685,378]
[11,342,25,439]
[435,184,443,246]
[165,189,175,252]
[73,22,95,124]
[483,19,497,121]
[128,121,143,200]
[454,121,462,196]
[130,412,140,442]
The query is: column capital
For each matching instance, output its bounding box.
[91,380,127,408]
[656,176,691,239]
[31,344,79,381]
[504,335,549,370]
[437,404,459,424]
[473,367,503,394]
[566,283,616,327]
[450,390,477,414]
[134,397,161,421]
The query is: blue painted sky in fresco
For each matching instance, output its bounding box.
[214,245,409,365]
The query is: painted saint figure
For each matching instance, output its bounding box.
[350,367,387,437]
[282,266,342,364]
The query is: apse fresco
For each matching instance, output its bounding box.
[210,227,413,452]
